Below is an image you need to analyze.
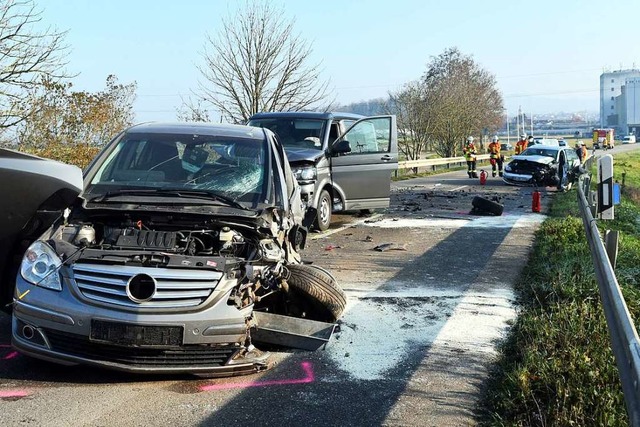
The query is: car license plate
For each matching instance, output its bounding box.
[90,320,183,346]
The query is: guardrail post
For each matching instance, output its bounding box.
[605,230,619,269]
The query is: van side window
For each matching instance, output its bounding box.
[341,117,391,154]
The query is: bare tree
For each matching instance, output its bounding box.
[0,0,70,128]
[388,81,432,164]
[187,0,329,123]
[423,48,503,157]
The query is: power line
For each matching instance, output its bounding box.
[497,68,603,79]
[504,88,599,98]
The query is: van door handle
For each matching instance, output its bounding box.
[381,155,394,162]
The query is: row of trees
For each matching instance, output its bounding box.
[0,0,503,164]
[388,48,504,158]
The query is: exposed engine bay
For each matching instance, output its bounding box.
[44,208,335,322]
[57,219,256,264]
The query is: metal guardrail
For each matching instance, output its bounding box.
[397,154,492,171]
[577,171,640,426]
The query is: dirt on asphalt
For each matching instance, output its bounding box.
[299,173,553,425]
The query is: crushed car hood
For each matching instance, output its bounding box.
[0,148,83,241]
[510,155,555,165]
[283,146,325,163]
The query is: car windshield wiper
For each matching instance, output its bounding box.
[87,188,250,210]
[87,189,162,203]
[160,190,250,210]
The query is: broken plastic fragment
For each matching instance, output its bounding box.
[373,243,407,252]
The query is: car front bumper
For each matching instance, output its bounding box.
[11,269,268,375]
[502,171,535,186]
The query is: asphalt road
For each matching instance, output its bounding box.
[0,168,575,426]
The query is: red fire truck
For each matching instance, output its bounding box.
[592,128,615,149]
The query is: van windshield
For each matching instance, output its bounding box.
[248,118,326,151]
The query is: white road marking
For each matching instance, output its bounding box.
[327,215,541,380]
[362,214,546,229]
[448,185,468,192]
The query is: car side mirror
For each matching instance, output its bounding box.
[331,139,351,155]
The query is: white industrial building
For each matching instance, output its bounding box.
[624,78,640,134]
[600,69,640,135]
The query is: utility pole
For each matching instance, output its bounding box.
[530,111,533,136]
[517,105,521,137]
[506,111,510,144]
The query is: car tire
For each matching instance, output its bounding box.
[314,189,332,231]
[471,196,504,216]
[285,264,346,322]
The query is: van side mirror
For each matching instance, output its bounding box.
[331,139,351,155]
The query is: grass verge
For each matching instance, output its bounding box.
[479,158,640,425]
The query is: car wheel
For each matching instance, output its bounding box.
[471,196,504,216]
[285,264,346,322]
[314,189,332,231]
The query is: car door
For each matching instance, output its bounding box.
[328,116,398,210]
[564,147,580,168]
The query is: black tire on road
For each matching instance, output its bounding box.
[314,189,332,231]
[472,195,504,216]
[286,264,346,322]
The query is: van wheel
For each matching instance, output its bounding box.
[314,190,332,231]
[285,264,346,322]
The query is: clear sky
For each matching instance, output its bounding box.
[39,0,640,122]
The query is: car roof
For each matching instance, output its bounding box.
[524,145,565,151]
[126,122,268,140]
[249,111,364,121]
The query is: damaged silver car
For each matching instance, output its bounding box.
[502,145,581,189]
[1,122,346,376]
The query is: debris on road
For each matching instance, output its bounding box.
[325,244,342,251]
[373,243,408,252]
[470,195,504,216]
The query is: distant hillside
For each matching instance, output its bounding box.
[336,98,391,116]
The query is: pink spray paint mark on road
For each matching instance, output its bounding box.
[0,389,30,399]
[3,351,18,360]
[199,361,315,392]
[0,343,19,360]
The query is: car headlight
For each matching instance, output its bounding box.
[20,241,63,291]
[504,164,512,172]
[292,166,317,181]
